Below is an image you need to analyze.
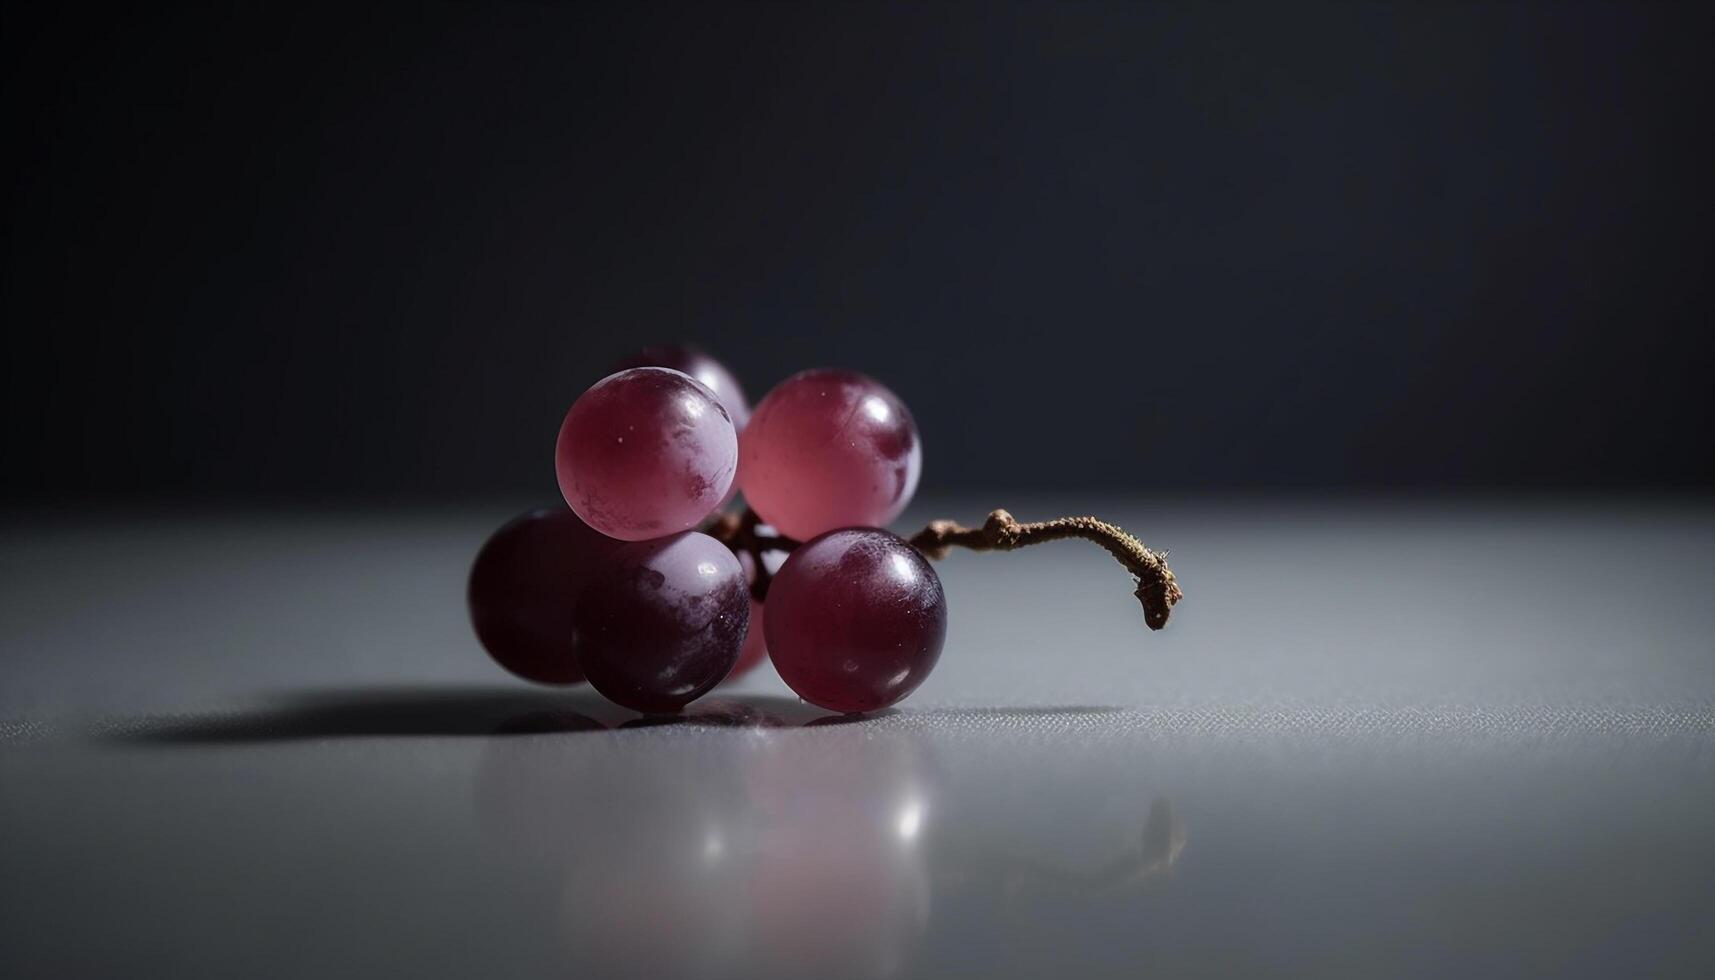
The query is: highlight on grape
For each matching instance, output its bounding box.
[469,343,1181,715]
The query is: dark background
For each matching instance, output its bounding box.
[4,1,1711,505]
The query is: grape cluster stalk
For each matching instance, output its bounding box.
[909,510,1181,631]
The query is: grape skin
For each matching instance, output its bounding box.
[467,508,619,685]
[727,545,785,682]
[556,367,738,541]
[573,531,750,713]
[765,528,947,714]
[730,600,769,679]
[740,369,922,541]
[611,344,751,431]
[611,345,750,510]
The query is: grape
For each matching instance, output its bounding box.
[556,367,738,541]
[740,369,921,541]
[612,344,751,430]
[612,345,750,510]
[765,528,946,713]
[725,545,785,682]
[467,509,619,685]
[573,531,750,712]
[730,600,769,679]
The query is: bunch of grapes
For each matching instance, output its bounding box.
[470,344,1181,716]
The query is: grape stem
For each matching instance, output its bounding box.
[708,507,1182,630]
[706,508,800,602]
[908,510,1181,630]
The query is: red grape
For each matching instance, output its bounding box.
[765,528,946,713]
[555,367,737,541]
[730,599,769,678]
[466,509,619,685]
[725,545,784,682]
[573,531,750,712]
[611,344,751,430]
[739,369,922,541]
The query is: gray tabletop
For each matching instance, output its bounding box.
[3,496,1712,979]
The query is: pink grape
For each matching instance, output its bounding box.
[572,531,749,713]
[611,344,751,430]
[730,600,769,679]
[612,345,750,510]
[765,528,947,713]
[556,367,738,541]
[467,508,619,685]
[740,369,921,541]
[725,545,784,682]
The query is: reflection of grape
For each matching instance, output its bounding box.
[562,745,749,980]
[745,729,933,979]
[740,369,921,540]
[766,529,947,713]
[555,367,738,541]
[472,695,938,978]
[466,509,618,684]
[476,732,749,978]
[573,532,749,712]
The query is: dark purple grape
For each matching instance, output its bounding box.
[556,367,738,541]
[573,531,750,712]
[740,369,922,541]
[765,528,946,713]
[611,344,752,430]
[467,509,620,685]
